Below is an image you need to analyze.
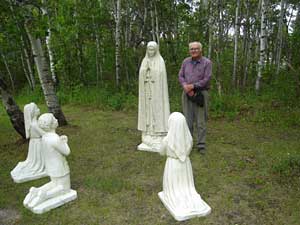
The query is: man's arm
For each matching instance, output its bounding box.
[179,60,194,94]
[193,61,212,89]
[178,61,187,87]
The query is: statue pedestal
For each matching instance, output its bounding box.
[158,192,211,221]
[137,133,165,152]
[137,143,160,152]
[11,170,47,183]
[24,189,77,214]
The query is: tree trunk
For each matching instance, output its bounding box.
[114,0,121,87]
[256,0,266,93]
[275,0,286,77]
[0,75,25,139]
[25,26,67,126]
[215,0,223,96]
[46,27,58,85]
[154,1,159,45]
[232,0,240,88]
[21,35,35,89]
[1,53,15,92]
[207,0,213,59]
[150,1,156,42]
[20,50,33,90]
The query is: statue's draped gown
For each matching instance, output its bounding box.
[159,112,211,220]
[138,48,170,137]
[11,121,45,181]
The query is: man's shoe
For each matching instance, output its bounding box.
[198,147,206,155]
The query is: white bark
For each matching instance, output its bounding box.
[25,27,67,125]
[115,0,121,86]
[256,0,266,93]
[275,0,286,76]
[46,28,57,84]
[207,0,213,59]
[232,0,240,88]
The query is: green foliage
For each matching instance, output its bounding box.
[56,85,138,111]
[273,152,300,185]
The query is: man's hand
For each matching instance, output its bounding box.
[183,84,194,93]
[187,90,194,96]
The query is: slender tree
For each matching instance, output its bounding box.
[256,0,266,93]
[114,0,121,87]
[232,0,240,88]
[25,24,67,125]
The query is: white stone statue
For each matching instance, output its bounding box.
[137,41,170,152]
[23,113,77,214]
[158,112,211,221]
[10,103,47,183]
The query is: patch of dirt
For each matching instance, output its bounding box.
[0,208,20,225]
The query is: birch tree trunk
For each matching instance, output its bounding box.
[22,36,35,90]
[207,0,213,59]
[256,0,266,93]
[114,0,121,87]
[232,0,240,88]
[0,75,25,139]
[45,27,57,85]
[25,26,67,126]
[215,0,223,96]
[20,51,33,90]
[242,0,250,88]
[275,0,286,76]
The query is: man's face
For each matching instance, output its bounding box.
[189,43,201,59]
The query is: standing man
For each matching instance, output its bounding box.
[178,42,212,154]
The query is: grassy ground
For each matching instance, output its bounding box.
[0,105,300,225]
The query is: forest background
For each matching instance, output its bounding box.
[0,0,300,224]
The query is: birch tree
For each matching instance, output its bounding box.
[232,0,240,88]
[256,0,266,93]
[275,0,286,77]
[114,0,121,87]
[25,25,67,125]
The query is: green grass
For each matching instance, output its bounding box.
[1,105,300,224]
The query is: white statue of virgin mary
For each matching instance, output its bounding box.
[137,41,170,152]
[158,112,211,221]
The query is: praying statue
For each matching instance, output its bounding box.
[137,41,170,152]
[158,112,211,221]
[23,113,77,214]
[11,103,47,183]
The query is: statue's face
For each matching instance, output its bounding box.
[147,46,157,58]
[38,113,58,131]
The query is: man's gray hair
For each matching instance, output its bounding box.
[189,42,202,51]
